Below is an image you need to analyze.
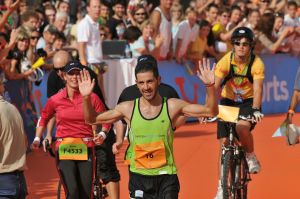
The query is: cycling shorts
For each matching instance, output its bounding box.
[217,98,258,139]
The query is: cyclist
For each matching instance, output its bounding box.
[213,27,265,198]
[32,61,110,199]
[286,66,300,123]
[78,55,218,199]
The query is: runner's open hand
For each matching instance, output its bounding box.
[196,58,215,85]
[78,69,95,97]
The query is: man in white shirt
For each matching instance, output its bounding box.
[77,0,106,97]
[77,0,102,66]
[174,7,199,63]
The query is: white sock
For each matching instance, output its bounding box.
[246,152,255,158]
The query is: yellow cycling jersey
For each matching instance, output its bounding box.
[215,52,265,101]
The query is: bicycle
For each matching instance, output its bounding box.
[211,105,256,199]
[44,139,107,199]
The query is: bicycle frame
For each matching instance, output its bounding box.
[220,122,251,199]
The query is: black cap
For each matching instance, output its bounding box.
[137,55,157,68]
[64,61,83,73]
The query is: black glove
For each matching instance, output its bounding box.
[239,108,264,123]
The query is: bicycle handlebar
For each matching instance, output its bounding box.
[205,114,263,123]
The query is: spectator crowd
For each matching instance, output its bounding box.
[0,0,299,198]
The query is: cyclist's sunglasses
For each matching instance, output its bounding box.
[233,41,250,47]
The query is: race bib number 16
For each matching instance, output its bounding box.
[134,140,167,169]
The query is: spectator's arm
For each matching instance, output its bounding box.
[150,10,161,35]
[0,0,20,30]
[0,29,18,60]
[5,59,33,80]
[197,0,214,14]
[270,0,287,12]
[175,38,182,62]
[261,27,293,53]
[78,42,88,66]
[167,35,173,60]
[219,21,245,41]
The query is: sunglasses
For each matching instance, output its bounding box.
[31,36,39,40]
[135,12,146,16]
[233,41,250,47]
[54,67,65,72]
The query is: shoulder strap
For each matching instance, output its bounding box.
[246,54,255,84]
[221,52,235,87]
[220,52,256,87]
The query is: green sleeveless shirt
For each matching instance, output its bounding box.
[125,97,177,176]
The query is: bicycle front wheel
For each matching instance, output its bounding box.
[222,151,237,199]
[238,157,249,199]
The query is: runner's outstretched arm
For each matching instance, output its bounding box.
[182,58,218,117]
[79,69,128,124]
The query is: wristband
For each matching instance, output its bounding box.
[288,109,295,115]
[98,131,107,140]
[33,136,41,143]
[205,82,215,87]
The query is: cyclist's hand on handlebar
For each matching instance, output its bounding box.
[239,108,264,123]
[251,108,264,123]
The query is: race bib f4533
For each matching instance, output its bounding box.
[58,138,88,160]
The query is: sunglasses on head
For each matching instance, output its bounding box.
[233,41,250,47]
[54,66,65,72]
